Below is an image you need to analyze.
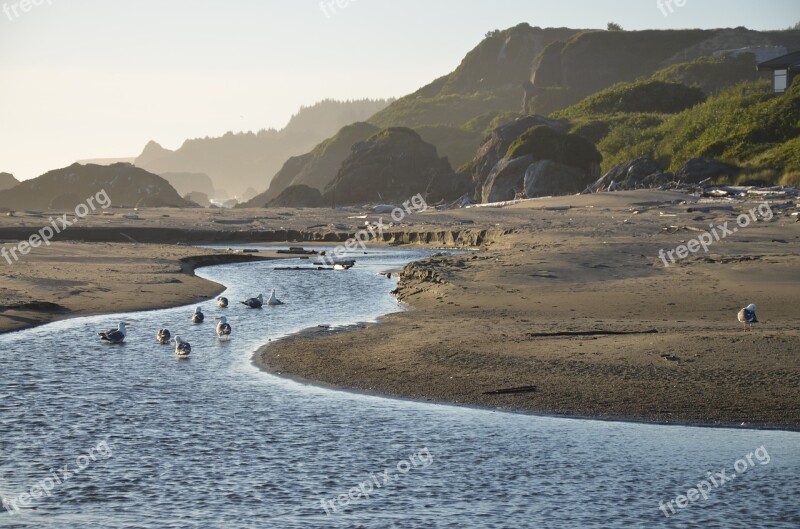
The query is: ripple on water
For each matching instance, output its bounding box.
[0,247,798,528]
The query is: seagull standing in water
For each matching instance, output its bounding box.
[737,303,758,331]
[241,293,264,309]
[216,316,232,340]
[191,307,205,324]
[156,328,171,344]
[173,336,192,356]
[98,322,130,344]
[217,296,229,308]
[267,289,284,306]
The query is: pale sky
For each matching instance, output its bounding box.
[1,0,798,181]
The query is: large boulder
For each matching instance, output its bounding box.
[481,155,534,203]
[524,160,588,197]
[266,185,324,208]
[596,158,663,190]
[323,127,460,205]
[676,157,739,183]
[469,115,568,194]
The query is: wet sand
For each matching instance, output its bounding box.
[256,191,800,429]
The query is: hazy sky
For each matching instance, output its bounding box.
[1,0,798,181]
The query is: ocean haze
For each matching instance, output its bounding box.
[1,0,798,181]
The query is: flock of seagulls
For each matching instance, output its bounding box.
[97,289,285,356]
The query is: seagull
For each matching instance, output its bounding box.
[216,316,232,339]
[173,336,192,356]
[191,307,205,324]
[266,289,284,306]
[98,322,130,344]
[241,293,264,309]
[737,303,758,331]
[217,296,229,308]
[156,328,171,344]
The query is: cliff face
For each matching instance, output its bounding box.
[0,163,190,210]
[322,128,468,205]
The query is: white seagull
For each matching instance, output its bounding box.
[241,293,264,309]
[217,296,229,308]
[156,328,171,344]
[98,322,130,344]
[173,336,192,356]
[216,316,232,339]
[191,307,205,324]
[266,289,284,306]
[737,303,758,331]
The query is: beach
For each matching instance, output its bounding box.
[2,191,799,427]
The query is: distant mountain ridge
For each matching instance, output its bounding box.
[0,172,20,191]
[133,99,392,197]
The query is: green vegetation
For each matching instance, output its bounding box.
[598,80,800,180]
[650,53,765,95]
[506,126,602,170]
[555,80,705,118]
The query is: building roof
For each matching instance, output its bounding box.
[757,50,800,71]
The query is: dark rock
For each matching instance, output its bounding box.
[676,157,740,183]
[0,163,190,210]
[266,185,324,208]
[323,127,460,205]
[597,158,663,189]
[470,115,568,194]
[481,155,534,203]
[185,191,211,207]
[524,160,588,197]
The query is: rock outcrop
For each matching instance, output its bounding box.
[469,115,569,194]
[160,172,216,197]
[323,128,461,205]
[266,185,324,208]
[0,172,19,191]
[481,156,534,203]
[185,191,211,207]
[595,158,665,190]
[676,157,740,183]
[524,160,588,197]
[0,163,190,210]
[241,122,379,207]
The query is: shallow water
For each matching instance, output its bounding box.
[1,247,798,528]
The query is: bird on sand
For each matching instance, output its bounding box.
[173,336,192,356]
[98,322,130,344]
[191,307,205,324]
[241,293,264,309]
[737,303,758,331]
[156,328,171,344]
[217,296,229,308]
[266,289,284,306]
[215,316,232,339]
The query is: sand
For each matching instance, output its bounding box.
[2,192,798,428]
[256,191,800,429]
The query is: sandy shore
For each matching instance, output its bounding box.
[0,242,275,333]
[2,191,798,428]
[256,191,800,429]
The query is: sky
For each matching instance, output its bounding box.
[1,0,798,181]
